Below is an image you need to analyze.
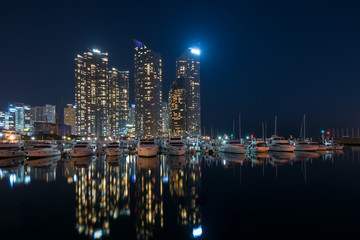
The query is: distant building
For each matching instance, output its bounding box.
[5,102,32,134]
[134,40,162,138]
[161,102,169,138]
[75,49,109,137]
[0,111,6,129]
[30,104,56,124]
[108,68,129,137]
[169,77,187,137]
[129,104,135,126]
[64,104,76,134]
[176,48,201,136]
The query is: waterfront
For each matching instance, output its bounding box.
[1,148,360,239]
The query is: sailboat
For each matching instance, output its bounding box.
[292,114,319,151]
[268,116,296,152]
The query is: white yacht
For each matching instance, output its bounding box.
[0,141,24,158]
[307,141,327,151]
[25,143,61,158]
[70,142,94,157]
[268,136,296,152]
[105,142,121,156]
[248,140,269,152]
[292,141,319,151]
[167,137,186,156]
[324,139,344,150]
[137,139,158,157]
[218,140,246,154]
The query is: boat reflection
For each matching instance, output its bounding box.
[137,156,159,169]
[246,152,269,166]
[168,155,186,170]
[70,155,96,167]
[25,155,61,168]
[269,152,296,166]
[293,151,320,161]
[219,152,246,164]
[0,156,25,168]
[106,155,121,165]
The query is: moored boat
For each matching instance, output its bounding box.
[218,140,246,154]
[137,139,158,157]
[167,137,186,156]
[0,141,24,158]
[70,142,94,157]
[25,143,61,159]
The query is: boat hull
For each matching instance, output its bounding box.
[0,150,24,158]
[70,149,93,157]
[294,145,319,151]
[218,146,246,154]
[269,145,296,152]
[26,149,61,159]
[137,146,158,157]
[105,149,122,156]
[168,146,186,156]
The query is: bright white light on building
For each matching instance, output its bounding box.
[73,174,77,183]
[93,49,101,54]
[192,226,202,238]
[31,137,35,140]
[0,133,3,137]
[82,137,85,141]
[190,48,201,55]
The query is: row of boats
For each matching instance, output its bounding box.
[0,137,187,159]
[217,136,343,154]
[0,136,343,160]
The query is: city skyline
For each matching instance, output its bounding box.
[2,1,360,138]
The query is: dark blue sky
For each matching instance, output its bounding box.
[1,0,360,138]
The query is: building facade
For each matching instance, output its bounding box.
[75,49,109,137]
[169,78,187,137]
[176,48,201,137]
[134,40,162,138]
[31,104,56,124]
[108,68,129,137]
[4,102,33,134]
[64,104,76,134]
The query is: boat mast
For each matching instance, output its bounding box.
[274,115,277,137]
[303,114,306,140]
[239,114,241,141]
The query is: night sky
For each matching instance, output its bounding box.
[1,0,360,138]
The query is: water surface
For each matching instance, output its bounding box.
[1,148,360,239]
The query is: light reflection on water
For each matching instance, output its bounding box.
[0,148,358,239]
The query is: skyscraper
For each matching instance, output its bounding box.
[176,48,201,137]
[134,40,162,138]
[169,77,187,137]
[31,104,56,124]
[7,102,32,134]
[108,68,129,137]
[75,49,109,137]
[64,104,76,134]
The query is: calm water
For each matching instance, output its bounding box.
[1,148,360,239]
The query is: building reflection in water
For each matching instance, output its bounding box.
[168,155,201,228]
[135,156,164,240]
[2,149,349,239]
[75,156,110,239]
